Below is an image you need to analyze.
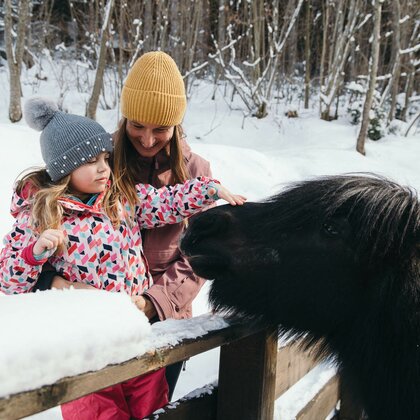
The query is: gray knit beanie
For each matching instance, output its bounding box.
[24,97,113,181]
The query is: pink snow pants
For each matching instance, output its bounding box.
[61,368,168,419]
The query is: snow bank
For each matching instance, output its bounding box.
[0,289,151,397]
[0,289,229,399]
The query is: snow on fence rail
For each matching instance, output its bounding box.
[0,318,362,420]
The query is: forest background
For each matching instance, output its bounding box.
[1,0,419,153]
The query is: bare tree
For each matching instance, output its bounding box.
[86,0,115,120]
[170,2,182,66]
[265,0,304,104]
[211,0,304,118]
[143,1,153,52]
[218,0,227,55]
[304,0,312,109]
[319,0,330,114]
[387,0,401,122]
[4,0,30,122]
[378,0,401,123]
[320,0,362,120]
[399,4,419,122]
[4,0,416,129]
[356,0,383,155]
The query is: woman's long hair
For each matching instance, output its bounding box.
[16,168,121,245]
[112,118,190,216]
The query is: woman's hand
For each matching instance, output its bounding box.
[33,229,65,256]
[209,184,247,206]
[131,295,158,320]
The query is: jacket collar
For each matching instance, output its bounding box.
[58,184,109,213]
[10,181,108,217]
[58,192,104,213]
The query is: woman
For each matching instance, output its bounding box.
[38,51,215,399]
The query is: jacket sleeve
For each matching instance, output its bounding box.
[143,158,215,320]
[136,176,219,229]
[144,254,205,320]
[0,211,44,294]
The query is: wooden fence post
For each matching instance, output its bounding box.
[217,328,278,420]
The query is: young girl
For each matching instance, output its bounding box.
[0,97,245,419]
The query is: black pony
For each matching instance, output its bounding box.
[180,175,420,420]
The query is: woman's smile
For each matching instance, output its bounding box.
[126,120,174,157]
[139,139,158,149]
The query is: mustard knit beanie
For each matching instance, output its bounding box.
[121,51,187,126]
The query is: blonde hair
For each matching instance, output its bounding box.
[16,168,121,242]
[112,118,190,217]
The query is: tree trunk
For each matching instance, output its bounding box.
[399,2,417,122]
[383,0,401,122]
[400,63,414,122]
[213,0,227,88]
[170,1,181,67]
[356,0,382,155]
[319,0,329,118]
[86,0,115,120]
[143,1,153,51]
[184,1,203,88]
[218,0,226,49]
[251,0,264,80]
[4,0,30,122]
[320,0,361,121]
[265,0,304,103]
[304,0,311,109]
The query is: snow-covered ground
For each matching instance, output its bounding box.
[0,65,419,419]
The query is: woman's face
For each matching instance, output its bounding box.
[126,120,175,158]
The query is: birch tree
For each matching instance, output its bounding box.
[356,0,383,155]
[4,0,30,122]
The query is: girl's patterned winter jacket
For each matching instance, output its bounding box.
[0,177,219,295]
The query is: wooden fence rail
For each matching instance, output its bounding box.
[0,317,363,420]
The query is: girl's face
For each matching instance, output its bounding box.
[69,152,111,197]
[126,120,175,158]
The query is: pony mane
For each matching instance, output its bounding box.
[265,175,420,263]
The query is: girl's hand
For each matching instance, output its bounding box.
[33,229,65,256]
[209,185,247,206]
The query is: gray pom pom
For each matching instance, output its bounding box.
[24,97,59,131]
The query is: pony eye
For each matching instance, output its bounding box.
[323,222,339,236]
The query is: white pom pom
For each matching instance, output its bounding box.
[24,97,59,131]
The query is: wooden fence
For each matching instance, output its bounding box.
[0,318,363,420]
